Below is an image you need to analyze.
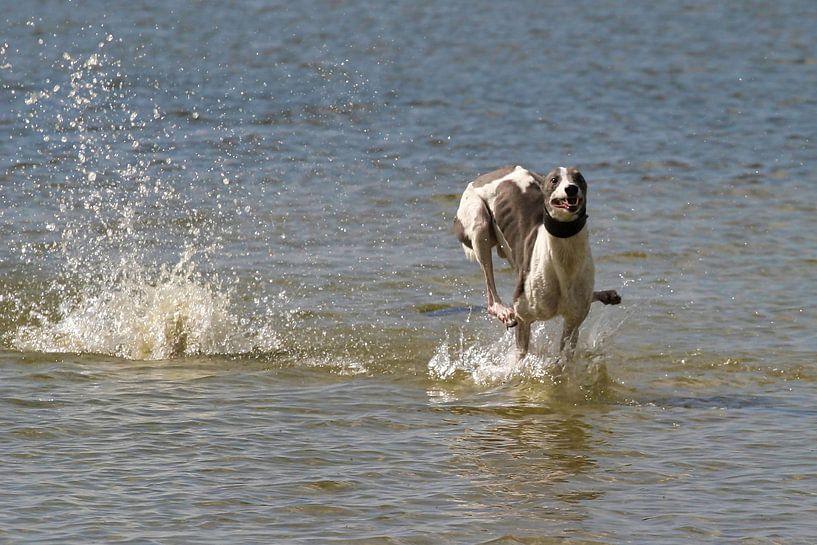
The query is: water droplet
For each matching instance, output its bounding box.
[84,53,99,69]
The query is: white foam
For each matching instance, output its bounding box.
[428,306,629,387]
[428,327,562,386]
[12,250,280,360]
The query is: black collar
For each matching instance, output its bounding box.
[544,211,587,238]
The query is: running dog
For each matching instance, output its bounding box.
[454,165,621,360]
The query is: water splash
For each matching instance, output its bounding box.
[428,306,630,389]
[428,328,562,385]
[4,32,280,360]
[12,249,281,360]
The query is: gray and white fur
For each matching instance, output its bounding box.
[454,165,621,360]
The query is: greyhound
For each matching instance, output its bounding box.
[454,165,620,360]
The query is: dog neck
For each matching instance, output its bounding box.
[543,211,587,239]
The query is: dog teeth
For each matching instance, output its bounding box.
[550,198,579,209]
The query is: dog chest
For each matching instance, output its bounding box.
[515,226,594,320]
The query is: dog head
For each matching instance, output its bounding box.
[542,167,587,222]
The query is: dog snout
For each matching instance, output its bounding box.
[565,184,579,197]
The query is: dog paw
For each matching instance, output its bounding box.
[593,290,621,305]
[488,303,517,328]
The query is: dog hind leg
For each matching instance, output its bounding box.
[593,290,621,305]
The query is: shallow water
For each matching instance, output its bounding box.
[2,1,817,543]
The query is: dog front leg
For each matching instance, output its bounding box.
[559,322,581,360]
[472,227,517,328]
[514,320,531,361]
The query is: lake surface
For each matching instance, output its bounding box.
[2,1,817,543]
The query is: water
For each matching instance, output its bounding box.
[2,1,816,543]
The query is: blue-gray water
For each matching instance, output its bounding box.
[2,1,817,543]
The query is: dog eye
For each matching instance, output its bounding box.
[549,178,558,185]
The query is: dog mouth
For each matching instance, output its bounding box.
[550,196,582,212]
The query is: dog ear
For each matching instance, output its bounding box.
[530,170,549,190]
[570,169,587,190]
